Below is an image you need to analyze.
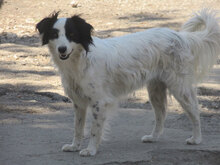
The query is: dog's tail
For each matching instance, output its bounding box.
[181,9,220,81]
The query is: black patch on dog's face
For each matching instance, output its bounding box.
[36,12,59,45]
[65,15,93,52]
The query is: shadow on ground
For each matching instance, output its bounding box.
[0,83,70,113]
[96,11,182,37]
[0,32,40,46]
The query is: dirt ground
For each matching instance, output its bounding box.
[0,0,220,165]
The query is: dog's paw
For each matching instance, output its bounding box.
[62,144,80,152]
[141,135,157,143]
[186,137,202,145]
[79,148,96,157]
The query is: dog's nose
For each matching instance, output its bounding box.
[58,46,67,54]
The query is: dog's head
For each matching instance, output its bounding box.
[36,12,93,60]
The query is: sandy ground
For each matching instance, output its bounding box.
[0,0,220,164]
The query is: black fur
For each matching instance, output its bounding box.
[65,15,93,52]
[93,113,98,120]
[36,13,93,52]
[36,12,59,45]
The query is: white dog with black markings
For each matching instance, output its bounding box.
[36,10,220,156]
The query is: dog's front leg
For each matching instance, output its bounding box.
[62,103,87,152]
[79,101,106,156]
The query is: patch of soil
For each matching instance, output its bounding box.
[165,113,220,135]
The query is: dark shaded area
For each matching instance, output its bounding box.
[0,0,3,8]
[118,12,170,22]
[96,26,152,38]
[104,150,220,165]
[149,150,220,165]
[158,22,182,29]
[165,112,220,134]
[197,87,220,110]
[199,98,220,110]
[0,83,70,113]
[27,90,70,103]
[198,87,220,97]
[0,32,40,47]
[120,97,151,110]
[97,22,181,38]
[97,12,182,38]
[0,43,50,64]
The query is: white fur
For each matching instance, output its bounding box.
[45,10,220,156]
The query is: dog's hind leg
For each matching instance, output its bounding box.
[142,80,167,143]
[62,103,87,152]
[170,86,202,144]
[79,101,107,156]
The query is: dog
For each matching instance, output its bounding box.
[36,9,220,156]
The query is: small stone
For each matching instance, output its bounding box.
[70,0,78,8]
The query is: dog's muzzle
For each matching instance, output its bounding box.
[59,49,73,60]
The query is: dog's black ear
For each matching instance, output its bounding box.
[71,15,93,52]
[36,12,59,45]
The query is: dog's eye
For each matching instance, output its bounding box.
[51,31,58,38]
[50,29,59,39]
[69,33,74,38]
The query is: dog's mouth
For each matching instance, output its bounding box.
[59,49,73,60]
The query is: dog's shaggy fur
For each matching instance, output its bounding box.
[36,9,220,156]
